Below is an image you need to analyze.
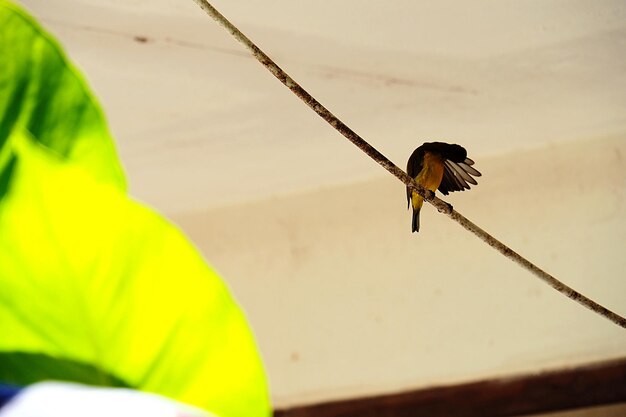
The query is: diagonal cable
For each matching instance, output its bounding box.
[190,0,626,329]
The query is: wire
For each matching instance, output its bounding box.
[190,0,626,330]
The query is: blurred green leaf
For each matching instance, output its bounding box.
[0,2,270,416]
[0,0,125,188]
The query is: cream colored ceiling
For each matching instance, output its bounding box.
[21,0,626,213]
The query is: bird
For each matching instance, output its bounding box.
[406,142,481,233]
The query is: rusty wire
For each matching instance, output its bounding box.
[190,0,626,329]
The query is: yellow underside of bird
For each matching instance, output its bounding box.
[411,151,445,212]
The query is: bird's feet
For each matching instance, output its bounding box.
[437,202,454,213]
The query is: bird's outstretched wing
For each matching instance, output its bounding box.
[438,157,481,195]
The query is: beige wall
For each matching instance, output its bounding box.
[173,135,626,407]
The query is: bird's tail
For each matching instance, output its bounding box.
[412,207,420,233]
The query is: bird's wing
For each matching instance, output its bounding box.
[406,148,425,208]
[438,158,482,195]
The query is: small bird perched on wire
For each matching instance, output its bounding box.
[406,142,481,233]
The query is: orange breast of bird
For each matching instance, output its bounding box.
[411,151,445,210]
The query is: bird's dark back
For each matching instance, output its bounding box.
[420,142,467,162]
